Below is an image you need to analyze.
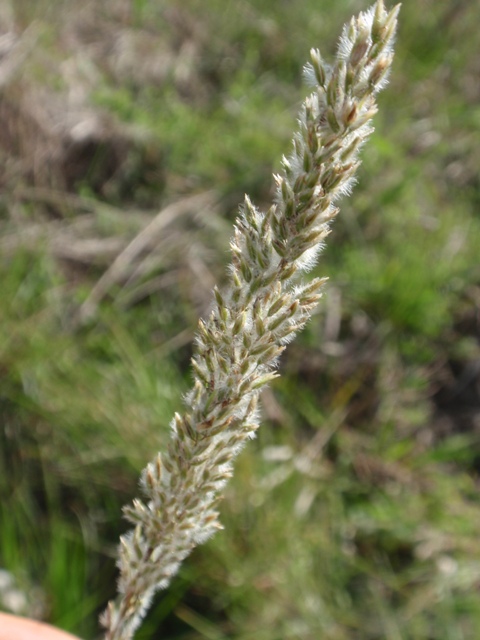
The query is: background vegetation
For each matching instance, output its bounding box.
[0,0,479,638]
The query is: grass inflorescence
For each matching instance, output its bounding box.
[1,0,480,639]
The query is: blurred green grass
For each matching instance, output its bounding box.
[1,0,480,638]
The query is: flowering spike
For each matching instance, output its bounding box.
[102,3,399,638]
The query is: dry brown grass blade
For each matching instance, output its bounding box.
[0,217,126,265]
[0,22,40,90]
[77,191,216,321]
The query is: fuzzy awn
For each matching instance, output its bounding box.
[101,2,400,638]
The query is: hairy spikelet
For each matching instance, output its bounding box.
[102,2,400,638]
